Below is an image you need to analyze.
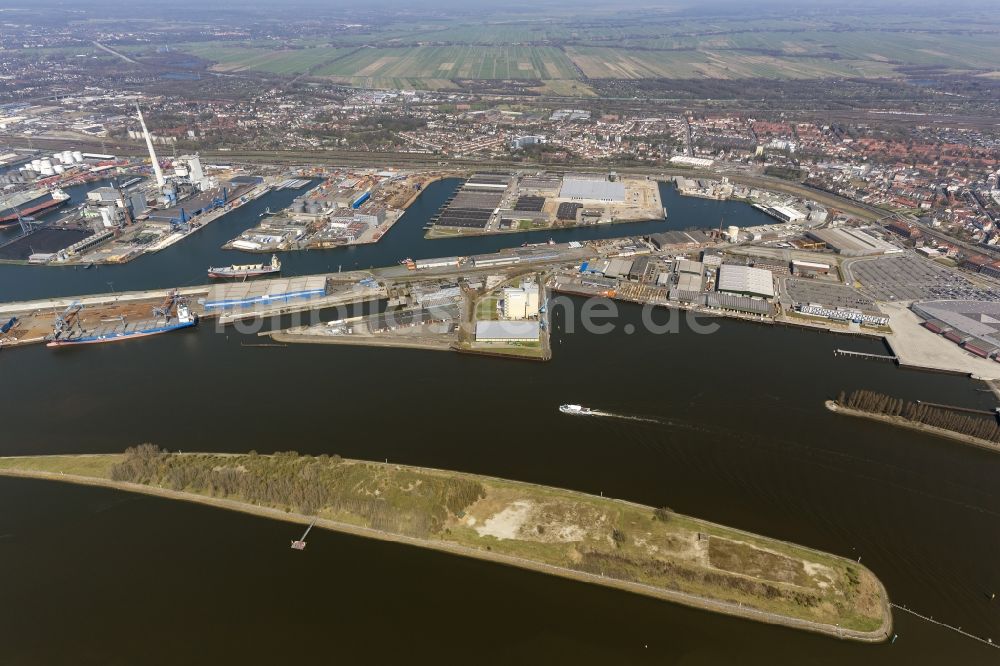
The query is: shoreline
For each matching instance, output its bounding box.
[0,459,891,643]
[270,329,452,352]
[825,400,1000,454]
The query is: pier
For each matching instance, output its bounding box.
[833,348,898,363]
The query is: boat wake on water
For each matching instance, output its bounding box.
[559,404,660,423]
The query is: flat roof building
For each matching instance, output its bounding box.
[806,228,901,257]
[560,177,625,202]
[912,300,1000,352]
[717,264,775,298]
[604,257,634,279]
[475,320,540,342]
[677,259,704,275]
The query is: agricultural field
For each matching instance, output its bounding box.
[313,45,579,80]
[323,76,462,91]
[181,43,352,75]
[172,11,1000,87]
[566,47,901,80]
[394,23,569,45]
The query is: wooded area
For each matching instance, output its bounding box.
[110,445,485,538]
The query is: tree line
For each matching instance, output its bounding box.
[837,390,1000,444]
[111,445,485,539]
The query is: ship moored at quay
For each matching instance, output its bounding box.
[45,292,198,347]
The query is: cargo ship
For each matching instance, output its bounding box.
[207,254,281,279]
[46,296,198,347]
[0,188,70,226]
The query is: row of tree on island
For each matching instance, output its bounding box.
[110,445,486,538]
[836,389,1000,444]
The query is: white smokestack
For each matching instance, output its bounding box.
[136,103,165,188]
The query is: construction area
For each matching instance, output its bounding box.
[426,171,664,238]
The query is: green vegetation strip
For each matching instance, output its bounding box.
[0,448,891,639]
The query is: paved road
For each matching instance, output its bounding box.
[92,41,140,65]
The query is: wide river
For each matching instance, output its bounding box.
[1,181,998,664]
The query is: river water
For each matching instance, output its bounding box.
[1,180,998,665]
[0,180,776,301]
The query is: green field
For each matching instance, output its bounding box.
[181,43,352,74]
[172,11,1000,86]
[475,296,498,321]
[313,45,578,80]
[565,46,900,80]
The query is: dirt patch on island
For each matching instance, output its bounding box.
[475,500,534,540]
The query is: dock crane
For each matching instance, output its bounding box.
[291,518,316,550]
[170,208,190,229]
[49,302,83,341]
[152,290,179,318]
[0,193,38,237]
[212,187,228,209]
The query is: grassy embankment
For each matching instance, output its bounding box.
[0,448,890,640]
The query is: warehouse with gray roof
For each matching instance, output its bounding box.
[805,227,901,257]
[717,264,775,298]
[560,177,625,202]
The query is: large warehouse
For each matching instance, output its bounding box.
[911,300,1000,358]
[805,227,900,257]
[475,320,540,342]
[560,177,625,202]
[717,264,775,298]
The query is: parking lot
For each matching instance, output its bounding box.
[783,278,880,313]
[851,254,1000,302]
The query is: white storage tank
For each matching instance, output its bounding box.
[72,151,83,163]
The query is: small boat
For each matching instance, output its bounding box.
[208,254,281,279]
[559,404,594,415]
